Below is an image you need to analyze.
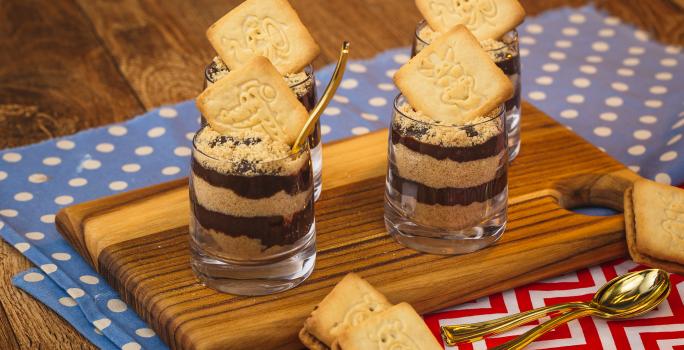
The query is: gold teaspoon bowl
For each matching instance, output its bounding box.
[442,269,671,347]
[490,269,670,350]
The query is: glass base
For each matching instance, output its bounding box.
[384,191,507,255]
[190,225,317,296]
[506,109,521,162]
[312,142,322,201]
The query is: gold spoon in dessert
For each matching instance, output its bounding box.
[291,41,350,154]
[442,269,671,347]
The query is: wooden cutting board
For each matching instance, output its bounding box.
[56,103,639,350]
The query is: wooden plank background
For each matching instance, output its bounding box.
[0,0,683,348]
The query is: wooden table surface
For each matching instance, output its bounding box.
[0,0,682,348]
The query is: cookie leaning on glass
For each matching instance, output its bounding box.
[196,55,308,145]
[625,179,684,275]
[394,24,513,124]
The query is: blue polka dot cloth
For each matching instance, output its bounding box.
[0,5,682,349]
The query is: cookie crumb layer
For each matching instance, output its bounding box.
[394,102,503,148]
[193,126,308,176]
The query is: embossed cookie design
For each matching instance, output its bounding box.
[416,0,525,40]
[207,0,320,74]
[300,273,392,349]
[333,303,442,350]
[394,25,513,124]
[196,56,308,145]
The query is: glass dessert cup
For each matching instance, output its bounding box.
[189,126,316,295]
[204,58,323,200]
[384,95,508,255]
[413,21,521,161]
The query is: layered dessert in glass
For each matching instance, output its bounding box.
[190,125,315,295]
[385,97,507,254]
[410,0,525,161]
[202,0,324,199]
[193,36,318,294]
[387,25,513,254]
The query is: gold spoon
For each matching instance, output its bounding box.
[442,269,671,347]
[291,41,350,154]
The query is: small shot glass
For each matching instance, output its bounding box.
[384,94,508,255]
[189,125,316,295]
[203,57,323,200]
[413,21,522,161]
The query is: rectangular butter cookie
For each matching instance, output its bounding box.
[394,25,513,124]
[416,0,526,40]
[207,0,320,74]
[300,273,392,349]
[332,302,443,350]
[625,179,684,274]
[195,56,308,145]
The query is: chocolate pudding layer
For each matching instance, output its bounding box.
[387,102,508,229]
[204,57,321,147]
[191,126,314,259]
[481,38,521,113]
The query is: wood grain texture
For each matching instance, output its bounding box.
[57,104,636,349]
[2,1,683,348]
[73,0,684,111]
[0,0,144,148]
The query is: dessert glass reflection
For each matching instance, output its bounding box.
[384,95,508,255]
[204,57,323,200]
[412,21,521,161]
[190,125,316,295]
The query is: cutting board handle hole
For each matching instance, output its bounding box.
[564,205,620,217]
[553,170,639,214]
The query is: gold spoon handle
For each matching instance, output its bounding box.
[490,308,595,350]
[291,41,350,153]
[441,302,588,345]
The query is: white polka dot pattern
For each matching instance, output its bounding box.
[121,342,141,350]
[522,7,682,187]
[40,214,55,223]
[79,275,100,285]
[93,318,111,330]
[0,7,681,347]
[59,297,77,307]
[107,299,128,313]
[67,288,85,299]
[135,328,155,338]
[23,272,44,282]
[0,101,187,349]
[40,264,57,274]
[56,140,75,150]
[25,232,45,240]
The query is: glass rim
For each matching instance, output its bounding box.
[192,124,310,163]
[414,20,518,53]
[392,93,505,129]
[204,57,315,88]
